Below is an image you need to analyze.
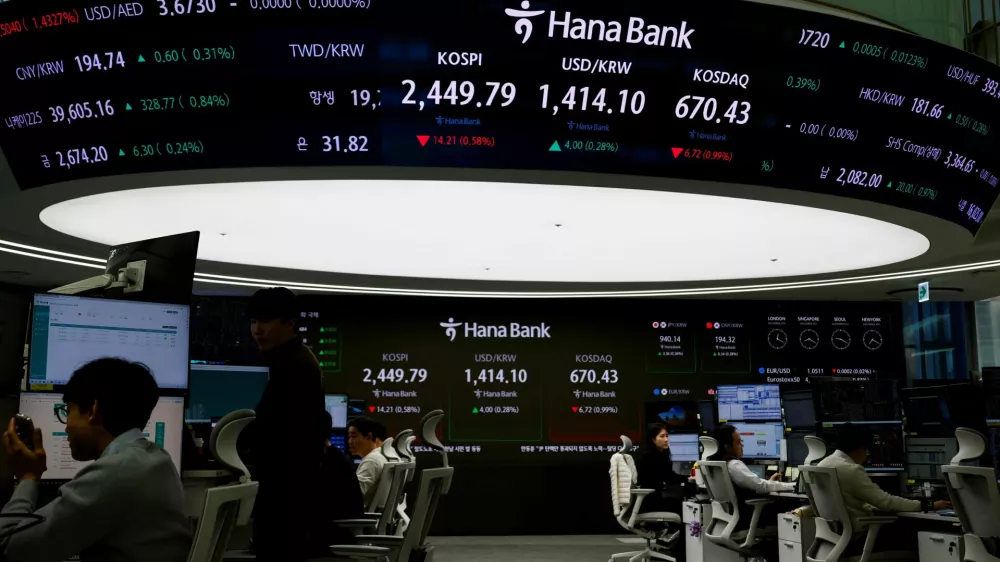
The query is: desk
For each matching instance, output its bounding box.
[771,492,809,500]
[898,512,960,524]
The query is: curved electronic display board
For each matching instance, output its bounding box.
[1,0,998,232]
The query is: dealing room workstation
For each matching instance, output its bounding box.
[3,0,1000,559]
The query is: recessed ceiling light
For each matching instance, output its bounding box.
[38,180,929,283]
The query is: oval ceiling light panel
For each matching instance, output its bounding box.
[39,180,930,283]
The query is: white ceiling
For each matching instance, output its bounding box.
[38,180,931,283]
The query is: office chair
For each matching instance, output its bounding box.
[699,437,776,560]
[329,409,454,561]
[608,435,680,562]
[382,437,401,462]
[366,439,401,512]
[943,427,1000,562]
[799,465,901,562]
[800,436,830,509]
[392,430,416,536]
[336,438,409,536]
[190,409,259,562]
[804,436,830,467]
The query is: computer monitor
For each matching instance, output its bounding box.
[785,431,809,467]
[19,393,184,479]
[697,400,716,433]
[104,231,200,306]
[29,294,190,389]
[645,401,700,432]
[902,383,985,436]
[782,390,817,430]
[748,465,766,478]
[731,422,784,459]
[186,364,269,423]
[669,433,700,462]
[717,384,782,421]
[814,379,898,422]
[325,394,349,429]
[820,421,905,472]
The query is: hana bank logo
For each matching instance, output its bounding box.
[504,1,695,49]
[505,1,545,44]
[440,318,462,341]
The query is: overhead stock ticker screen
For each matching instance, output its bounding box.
[298,300,903,459]
[1,1,1000,232]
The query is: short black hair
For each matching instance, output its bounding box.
[646,422,669,451]
[709,424,739,460]
[348,417,387,441]
[62,357,159,437]
[835,423,872,453]
[249,287,298,322]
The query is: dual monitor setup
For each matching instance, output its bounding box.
[652,382,910,475]
[27,293,358,479]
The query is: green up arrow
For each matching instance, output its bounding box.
[126,103,132,111]
[138,54,145,63]
[548,141,561,152]
[118,149,125,156]
[839,41,845,48]
[472,407,479,414]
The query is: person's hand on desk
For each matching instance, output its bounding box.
[3,418,47,481]
[932,500,952,511]
[769,473,784,482]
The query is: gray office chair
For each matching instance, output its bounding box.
[800,436,830,509]
[943,427,1000,562]
[800,465,900,562]
[190,410,259,562]
[392,431,416,536]
[699,438,776,560]
[609,435,679,562]
[329,410,453,562]
[336,439,410,537]
[382,437,400,462]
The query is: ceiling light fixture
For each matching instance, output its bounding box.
[39,181,928,283]
[1,239,995,297]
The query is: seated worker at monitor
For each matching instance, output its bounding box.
[710,424,795,495]
[803,423,951,551]
[638,423,691,514]
[709,424,795,562]
[0,358,191,562]
[320,411,365,543]
[348,417,389,507]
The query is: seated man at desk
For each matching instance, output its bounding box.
[0,358,191,562]
[347,417,388,506]
[710,424,796,562]
[809,423,951,550]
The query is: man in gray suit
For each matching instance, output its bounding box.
[0,357,191,562]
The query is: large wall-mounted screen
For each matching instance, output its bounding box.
[277,297,904,461]
[0,1,998,232]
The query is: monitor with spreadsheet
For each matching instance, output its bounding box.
[732,422,784,459]
[669,433,700,462]
[20,393,184,479]
[186,363,269,423]
[717,385,782,421]
[325,394,349,429]
[29,294,190,389]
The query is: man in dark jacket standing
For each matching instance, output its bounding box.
[246,287,327,561]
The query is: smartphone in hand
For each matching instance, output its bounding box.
[13,414,34,451]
